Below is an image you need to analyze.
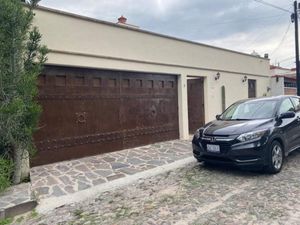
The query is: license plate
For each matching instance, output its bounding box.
[207,144,220,153]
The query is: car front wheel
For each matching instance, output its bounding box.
[266,141,284,174]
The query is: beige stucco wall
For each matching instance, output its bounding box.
[201,71,271,119]
[32,6,271,139]
[271,77,284,96]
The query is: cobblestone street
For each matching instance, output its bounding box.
[18,149,300,225]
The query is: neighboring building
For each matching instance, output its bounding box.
[270,65,297,96]
[31,6,271,166]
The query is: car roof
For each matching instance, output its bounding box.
[236,95,298,104]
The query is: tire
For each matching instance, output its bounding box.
[266,141,284,174]
[202,161,214,167]
[195,157,203,163]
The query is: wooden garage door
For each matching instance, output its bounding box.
[187,78,205,134]
[32,66,179,166]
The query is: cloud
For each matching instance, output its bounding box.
[40,0,296,68]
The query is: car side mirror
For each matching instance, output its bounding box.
[216,114,221,120]
[278,111,296,120]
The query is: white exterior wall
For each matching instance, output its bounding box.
[32,7,271,140]
[204,72,271,115]
[270,67,294,76]
[270,77,284,96]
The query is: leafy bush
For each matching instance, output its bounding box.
[0,0,48,184]
[0,218,13,225]
[0,157,13,193]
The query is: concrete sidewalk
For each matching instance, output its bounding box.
[30,139,193,213]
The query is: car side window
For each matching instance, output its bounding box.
[291,97,300,112]
[278,98,295,115]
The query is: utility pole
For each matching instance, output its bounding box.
[292,1,300,96]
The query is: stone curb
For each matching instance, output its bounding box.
[36,156,196,214]
[0,183,37,220]
[0,201,37,220]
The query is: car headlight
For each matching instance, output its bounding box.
[237,129,269,142]
[194,128,204,139]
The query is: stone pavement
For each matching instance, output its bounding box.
[19,149,300,225]
[30,139,192,201]
[0,183,36,219]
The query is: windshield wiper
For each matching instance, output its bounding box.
[230,118,252,121]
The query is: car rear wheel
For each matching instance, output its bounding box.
[266,141,284,174]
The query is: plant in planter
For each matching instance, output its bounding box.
[0,157,13,193]
[0,0,48,185]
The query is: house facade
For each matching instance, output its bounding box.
[270,65,297,96]
[31,6,271,166]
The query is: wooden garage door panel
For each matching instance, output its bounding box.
[188,78,205,134]
[35,98,121,136]
[88,99,121,132]
[35,139,124,166]
[32,66,178,166]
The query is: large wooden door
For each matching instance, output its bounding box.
[248,79,256,98]
[187,78,205,134]
[32,66,179,166]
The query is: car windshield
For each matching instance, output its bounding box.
[220,100,277,120]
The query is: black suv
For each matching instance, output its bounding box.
[192,95,300,173]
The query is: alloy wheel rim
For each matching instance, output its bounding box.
[272,145,283,170]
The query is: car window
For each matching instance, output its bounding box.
[221,100,277,120]
[278,98,295,115]
[291,97,300,112]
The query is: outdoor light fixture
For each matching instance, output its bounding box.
[267,87,271,92]
[215,72,221,80]
[242,75,248,83]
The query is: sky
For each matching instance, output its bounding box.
[40,0,296,68]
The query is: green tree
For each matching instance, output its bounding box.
[0,0,48,184]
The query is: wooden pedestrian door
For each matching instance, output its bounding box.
[248,79,257,98]
[32,66,179,166]
[187,78,205,134]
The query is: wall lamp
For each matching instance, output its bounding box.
[215,72,221,81]
[242,75,248,83]
[267,87,271,92]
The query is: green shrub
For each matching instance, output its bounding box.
[0,0,48,185]
[0,157,13,193]
[0,218,13,225]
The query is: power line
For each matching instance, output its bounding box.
[283,2,294,9]
[285,60,296,68]
[273,57,295,67]
[204,13,285,26]
[271,21,292,55]
[278,56,295,63]
[247,15,286,49]
[253,0,293,13]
